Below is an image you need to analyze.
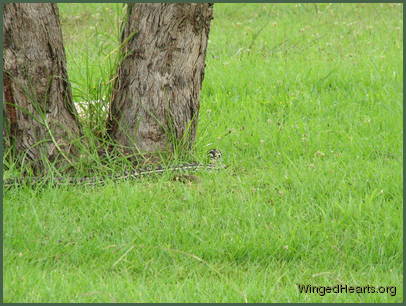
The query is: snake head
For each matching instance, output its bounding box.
[208,149,222,163]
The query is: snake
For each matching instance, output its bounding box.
[3,149,225,189]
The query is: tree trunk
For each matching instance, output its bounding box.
[3,3,81,172]
[107,3,213,155]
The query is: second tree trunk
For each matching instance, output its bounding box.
[107,3,213,154]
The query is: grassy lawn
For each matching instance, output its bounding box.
[3,3,403,302]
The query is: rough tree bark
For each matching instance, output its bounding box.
[3,3,81,171]
[107,3,213,154]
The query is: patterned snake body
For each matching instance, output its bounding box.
[3,149,224,188]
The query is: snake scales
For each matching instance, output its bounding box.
[3,149,224,188]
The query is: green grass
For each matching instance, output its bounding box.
[3,3,403,302]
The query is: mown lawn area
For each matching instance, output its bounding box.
[3,3,402,302]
